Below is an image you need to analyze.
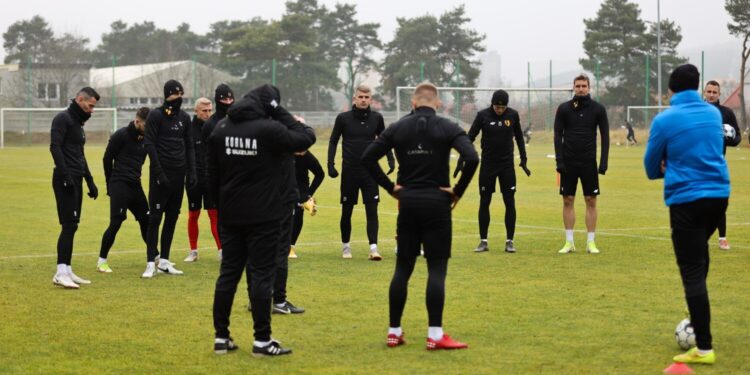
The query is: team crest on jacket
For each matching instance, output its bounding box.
[504,120,511,126]
[225,136,258,156]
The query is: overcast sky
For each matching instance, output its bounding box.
[0,0,739,84]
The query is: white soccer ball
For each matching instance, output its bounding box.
[723,124,736,140]
[675,318,696,350]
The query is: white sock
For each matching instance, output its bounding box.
[370,243,378,251]
[587,232,595,242]
[697,348,713,355]
[147,261,155,268]
[98,257,107,265]
[57,263,67,275]
[718,237,726,241]
[388,327,402,336]
[159,258,170,267]
[481,239,487,243]
[428,326,443,341]
[190,249,198,253]
[565,230,574,242]
[275,302,286,307]
[254,340,271,347]
[506,239,512,243]
[66,265,74,275]
[342,242,350,249]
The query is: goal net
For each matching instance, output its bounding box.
[395,86,575,142]
[1,107,118,148]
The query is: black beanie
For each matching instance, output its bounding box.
[215,83,234,102]
[164,80,184,99]
[668,64,700,93]
[491,90,509,106]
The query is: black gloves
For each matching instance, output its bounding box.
[386,158,395,175]
[187,172,198,189]
[519,159,531,177]
[328,164,339,178]
[157,172,171,189]
[85,175,98,199]
[598,164,607,175]
[453,156,465,178]
[555,159,566,174]
[62,174,75,190]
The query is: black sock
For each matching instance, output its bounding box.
[389,255,417,327]
[478,195,491,239]
[57,222,78,265]
[365,203,379,245]
[426,257,448,327]
[502,191,516,240]
[99,218,123,259]
[340,204,353,243]
[687,293,712,350]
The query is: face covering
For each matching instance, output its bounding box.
[70,99,92,123]
[163,97,183,116]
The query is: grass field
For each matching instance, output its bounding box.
[1,136,749,374]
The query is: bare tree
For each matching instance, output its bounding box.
[726,0,750,130]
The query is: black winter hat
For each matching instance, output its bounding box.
[668,64,700,93]
[215,83,234,102]
[164,79,184,99]
[491,90,509,106]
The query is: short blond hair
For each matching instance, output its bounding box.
[194,97,212,110]
[413,82,438,100]
[354,84,372,95]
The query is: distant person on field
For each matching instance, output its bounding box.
[97,107,151,273]
[523,123,532,145]
[645,64,728,365]
[703,80,740,250]
[625,121,637,145]
[50,87,100,288]
[362,82,479,350]
[554,73,609,254]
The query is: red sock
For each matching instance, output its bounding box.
[188,210,200,250]
[208,209,222,250]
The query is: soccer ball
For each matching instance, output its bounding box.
[675,318,696,350]
[723,124,736,140]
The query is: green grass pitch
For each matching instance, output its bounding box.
[0,137,748,374]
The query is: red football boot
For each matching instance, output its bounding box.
[426,334,468,350]
[387,333,405,347]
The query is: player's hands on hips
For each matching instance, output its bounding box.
[439,186,459,209]
[85,176,98,199]
[327,164,339,178]
[302,197,317,216]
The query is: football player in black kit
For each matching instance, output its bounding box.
[206,85,315,357]
[362,82,479,351]
[289,150,325,258]
[50,87,100,289]
[184,97,222,263]
[703,80,741,250]
[554,74,609,254]
[328,85,395,260]
[465,90,529,253]
[97,107,150,273]
[142,80,197,277]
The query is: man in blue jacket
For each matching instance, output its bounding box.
[644,64,729,365]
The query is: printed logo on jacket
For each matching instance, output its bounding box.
[225,136,258,156]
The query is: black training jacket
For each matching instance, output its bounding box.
[103,121,146,186]
[468,107,527,167]
[50,100,93,178]
[553,95,610,167]
[295,151,325,202]
[201,109,227,178]
[710,101,741,153]
[328,106,393,170]
[144,106,195,177]
[189,116,207,178]
[361,107,479,200]
[206,96,315,227]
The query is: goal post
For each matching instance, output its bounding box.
[0,107,117,148]
[395,86,575,134]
